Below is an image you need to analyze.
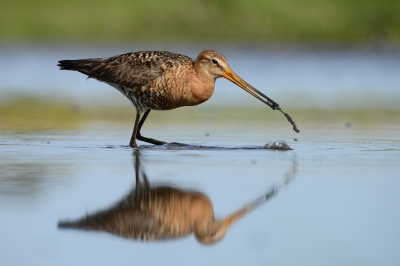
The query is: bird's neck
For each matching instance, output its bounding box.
[188,195,213,225]
[187,66,216,106]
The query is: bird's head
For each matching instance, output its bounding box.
[193,199,259,245]
[195,50,230,79]
[194,221,228,245]
[196,49,280,110]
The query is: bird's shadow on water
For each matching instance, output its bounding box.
[58,150,298,245]
[103,140,293,151]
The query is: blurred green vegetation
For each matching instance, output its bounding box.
[1,0,399,42]
[1,96,400,131]
[0,96,85,130]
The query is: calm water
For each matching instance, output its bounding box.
[1,125,399,266]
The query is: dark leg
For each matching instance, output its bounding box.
[133,149,149,187]
[134,149,140,184]
[136,109,166,145]
[133,149,149,199]
[129,110,142,148]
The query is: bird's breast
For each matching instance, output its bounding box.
[145,67,214,109]
[109,65,215,110]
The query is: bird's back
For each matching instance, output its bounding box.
[58,51,196,110]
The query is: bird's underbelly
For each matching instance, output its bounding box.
[106,82,190,111]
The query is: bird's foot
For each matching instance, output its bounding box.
[129,141,138,148]
[137,134,166,146]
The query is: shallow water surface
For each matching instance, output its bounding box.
[1,126,399,266]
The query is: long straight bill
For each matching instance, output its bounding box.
[223,68,300,133]
[223,68,280,110]
[221,196,265,228]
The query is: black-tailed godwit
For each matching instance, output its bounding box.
[58,50,299,147]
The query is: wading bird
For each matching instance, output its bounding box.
[59,150,295,244]
[58,50,298,148]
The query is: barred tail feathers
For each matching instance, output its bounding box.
[57,58,102,76]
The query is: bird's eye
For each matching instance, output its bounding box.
[211,59,218,65]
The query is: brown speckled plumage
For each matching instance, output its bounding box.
[58,51,217,110]
[58,49,296,147]
[60,186,212,241]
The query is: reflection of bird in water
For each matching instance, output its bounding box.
[59,151,297,244]
[58,50,299,148]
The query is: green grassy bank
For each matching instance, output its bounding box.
[1,0,399,42]
[1,96,400,131]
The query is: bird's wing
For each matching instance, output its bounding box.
[58,51,194,88]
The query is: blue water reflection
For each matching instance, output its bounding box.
[58,150,297,244]
[1,128,400,265]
